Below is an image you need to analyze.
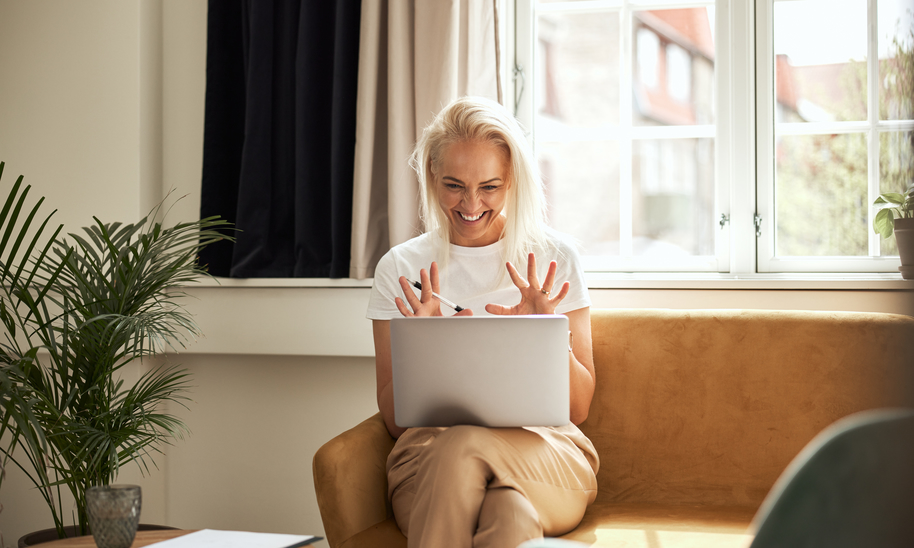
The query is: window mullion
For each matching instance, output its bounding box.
[756,0,776,272]
[620,1,634,257]
[867,0,881,257]
[513,0,534,131]
[725,0,757,274]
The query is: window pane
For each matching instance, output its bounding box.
[774,0,868,123]
[632,138,715,256]
[539,141,620,256]
[775,133,868,257]
[879,1,914,120]
[879,130,914,256]
[634,9,715,126]
[529,2,720,271]
[536,11,619,127]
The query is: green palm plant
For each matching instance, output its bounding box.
[1,164,68,537]
[0,161,232,538]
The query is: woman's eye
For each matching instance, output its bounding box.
[483,185,499,191]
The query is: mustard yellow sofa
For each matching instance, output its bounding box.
[313,309,914,547]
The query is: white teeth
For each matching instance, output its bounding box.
[460,212,483,221]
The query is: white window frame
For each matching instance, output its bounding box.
[510,0,908,277]
[756,0,911,273]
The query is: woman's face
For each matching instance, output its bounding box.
[436,140,510,247]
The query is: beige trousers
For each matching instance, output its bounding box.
[387,424,600,548]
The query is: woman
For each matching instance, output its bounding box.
[366,96,598,548]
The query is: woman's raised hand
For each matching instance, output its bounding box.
[485,252,569,316]
[395,262,473,317]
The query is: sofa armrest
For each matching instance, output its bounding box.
[313,413,397,548]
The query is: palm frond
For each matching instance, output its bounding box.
[1,165,233,536]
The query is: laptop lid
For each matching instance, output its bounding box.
[390,315,570,428]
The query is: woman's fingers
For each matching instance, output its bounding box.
[525,253,540,290]
[419,268,433,300]
[542,260,558,294]
[429,261,441,294]
[394,297,413,317]
[505,261,527,289]
[493,255,570,315]
[484,303,512,315]
[398,276,422,311]
[551,281,570,303]
[397,264,448,317]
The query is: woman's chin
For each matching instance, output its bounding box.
[448,212,505,246]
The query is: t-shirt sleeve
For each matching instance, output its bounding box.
[553,237,591,315]
[366,249,404,320]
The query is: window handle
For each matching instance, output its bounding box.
[719,213,730,230]
[754,214,763,238]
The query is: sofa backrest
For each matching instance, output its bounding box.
[581,309,914,508]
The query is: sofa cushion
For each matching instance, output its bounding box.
[341,504,757,548]
[560,502,755,547]
[583,309,914,508]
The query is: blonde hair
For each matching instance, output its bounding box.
[409,96,551,268]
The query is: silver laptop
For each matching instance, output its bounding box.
[390,315,570,428]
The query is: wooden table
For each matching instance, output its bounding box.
[37,530,195,548]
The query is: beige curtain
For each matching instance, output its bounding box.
[349,0,501,279]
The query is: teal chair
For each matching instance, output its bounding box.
[749,408,914,548]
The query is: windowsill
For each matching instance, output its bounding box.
[188,273,913,290]
[583,272,912,290]
[190,276,376,288]
[177,272,911,357]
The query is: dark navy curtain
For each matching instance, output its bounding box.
[200,0,361,278]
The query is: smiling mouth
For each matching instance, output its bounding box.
[458,211,485,222]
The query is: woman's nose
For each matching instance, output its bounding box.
[462,189,480,208]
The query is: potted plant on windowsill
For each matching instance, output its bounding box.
[0,162,232,544]
[873,184,914,279]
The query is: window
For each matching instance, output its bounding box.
[513,0,913,275]
[757,0,914,272]
[517,0,723,272]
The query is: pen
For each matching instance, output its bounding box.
[405,278,465,312]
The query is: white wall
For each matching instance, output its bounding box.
[0,0,911,546]
[0,1,146,229]
[0,1,163,543]
[162,354,377,535]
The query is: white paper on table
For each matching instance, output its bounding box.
[146,529,321,548]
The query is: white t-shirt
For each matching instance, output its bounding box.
[366,228,591,320]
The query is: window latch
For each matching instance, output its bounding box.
[754,214,763,238]
[719,213,730,230]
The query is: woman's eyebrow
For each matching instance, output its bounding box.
[442,176,503,185]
